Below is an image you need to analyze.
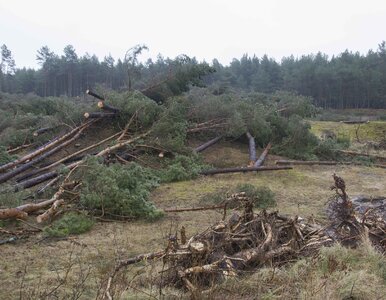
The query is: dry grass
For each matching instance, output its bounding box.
[0,140,385,299]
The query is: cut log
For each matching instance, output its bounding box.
[84,112,117,119]
[0,188,64,220]
[7,131,152,189]
[0,123,90,184]
[194,136,223,153]
[97,101,120,113]
[15,171,58,191]
[0,208,28,220]
[276,160,339,166]
[200,165,292,175]
[0,121,91,173]
[164,204,225,213]
[33,127,55,137]
[7,143,33,154]
[86,89,105,101]
[27,131,122,175]
[36,199,64,223]
[336,150,386,161]
[254,142,272,167]
[340,120,369,124]
[115,251,165,270]
[246,132,256,165]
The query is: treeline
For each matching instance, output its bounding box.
[1,42,386,108]
[0,44,214,103]
[208,42,386,109]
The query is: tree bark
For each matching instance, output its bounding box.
[97,101,120,113]
[254,142,272,167]
[200,165,292,175]
[246,132,256,165]
[14,171,58,191]
[86,89,105,101]
[194,136,223,153]
[84,112,117,119]
[0,188,64,220]
[33,127,55,137]
[164,204,225,213]
[36,199,64,223]
[275,160,339,166]
[0,123,90,184]
[0,121,91,173]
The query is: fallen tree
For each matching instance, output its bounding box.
[337,149,386,161]
[254,142,272,167]
[0,122,92,184]
[86,89,105,101]
[97,101,120,113]
[246,132,256,166]
[0,121,92,173]
[200,165,292,175]
[276,160,339,166]
[194,135,223,153]
[0,187,65,220]
[84,112,117,119]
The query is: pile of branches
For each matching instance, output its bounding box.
[106,175,385,297]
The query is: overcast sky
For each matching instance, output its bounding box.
[1,0,385,69]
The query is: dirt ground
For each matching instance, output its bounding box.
[0,140,385,299]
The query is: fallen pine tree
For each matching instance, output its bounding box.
[200,165,292,175]
[194,135,223,153]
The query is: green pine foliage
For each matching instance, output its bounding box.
[44,212,94,237]
[151,98,189,151]
[0,146,15,164]
[77,157,163,221]
[234,184,276,209]
[158,154,208,183]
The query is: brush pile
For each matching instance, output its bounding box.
[108,175,385,295]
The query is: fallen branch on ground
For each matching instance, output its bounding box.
[200,165,292,175]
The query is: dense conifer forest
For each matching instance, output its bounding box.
[1,42,386,108]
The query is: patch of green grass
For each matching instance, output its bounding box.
[44,212,94,237]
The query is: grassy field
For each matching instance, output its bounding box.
[0,139,385,299]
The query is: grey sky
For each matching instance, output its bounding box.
[1,0,385,69]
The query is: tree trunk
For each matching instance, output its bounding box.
[246,132,256,165]
[0,122,91,173]
[86,89,105,101]
[254,142,272,167]
[194,136,223,153]
[97,101,120,113]
[84,112,117,119]
[275,160,338,165]
[0,123,90,184]
[14,171,58,191]
[200,165,292,175]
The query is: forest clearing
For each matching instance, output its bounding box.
[0,84,385,299]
